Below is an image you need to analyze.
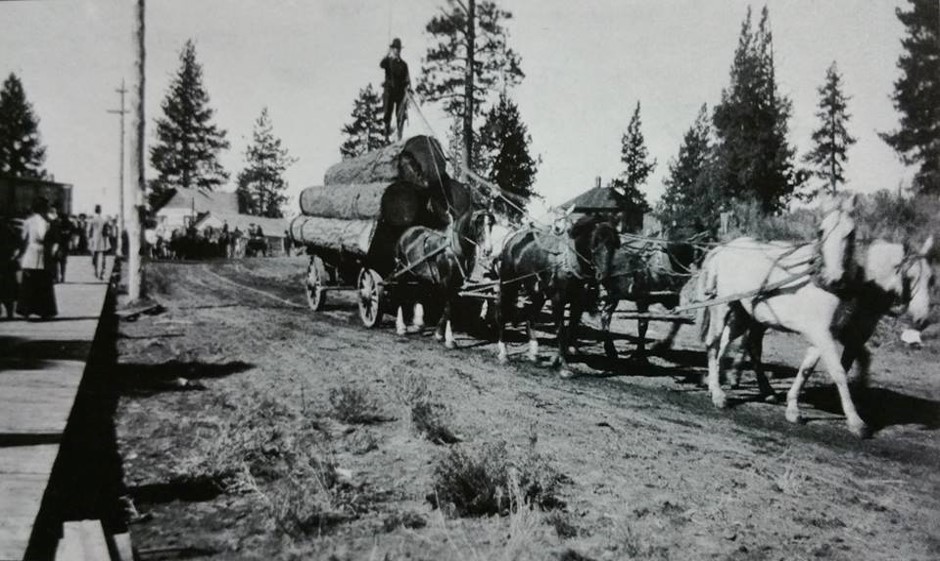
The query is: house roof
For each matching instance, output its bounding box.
[560,186,621,212]
[194,211,289,236]
[155,188,239,215]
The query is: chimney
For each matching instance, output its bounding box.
[596,176,602,189]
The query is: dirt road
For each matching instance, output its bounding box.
[115,258,940,561]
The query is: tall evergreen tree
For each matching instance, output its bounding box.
[149,39,230,206]
[713,6,799,212]
[478,93,540,221]
[417,0,524,172]
[657,104,720,239]
[803,62,856,198]
[0,73,47,179]
[339,83,385,159]
[236,108,296,218]
[880,0,940,194]
[446,116,482,176]
[612,101,654,213]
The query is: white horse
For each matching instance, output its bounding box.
[697,193,935,437]
[696,195,858,413]
[781,237,934,430]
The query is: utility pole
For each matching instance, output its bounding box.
[462,0,475,180]
[127,0,145,301]
[107,80,127,257]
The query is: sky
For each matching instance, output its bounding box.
[0,0,914,218]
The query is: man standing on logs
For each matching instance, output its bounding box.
[380,38,411,142]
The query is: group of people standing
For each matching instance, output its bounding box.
[0,198,111,321]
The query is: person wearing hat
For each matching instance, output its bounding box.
[380,37,411,141]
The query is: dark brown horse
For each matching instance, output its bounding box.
[594,237,699,361]
[494,215,620,377]
[394,206,494,348]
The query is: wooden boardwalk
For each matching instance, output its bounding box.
[0,258,113,561]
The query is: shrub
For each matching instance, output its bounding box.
[724,198,818,242]
[430,441,566,517]
[411,401,461,444]
[328,384,391,424]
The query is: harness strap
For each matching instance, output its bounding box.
[672,269,812,314]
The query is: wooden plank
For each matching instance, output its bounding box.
[0,396,75,434]
[57,521,110,561]
[0,259,113,561]
[0,365,86,389]
[0,444,58,474]
[0,517,35,561]
[0,474,50,518]
[110,532,134,561]
[79,520,110,561]
[56,522,83,561]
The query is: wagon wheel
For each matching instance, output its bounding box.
[358,268,384,328]
[305,255,327,311]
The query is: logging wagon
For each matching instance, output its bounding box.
[290,136,473,327]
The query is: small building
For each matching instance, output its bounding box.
[559,177,646,233]
[0,174,73,217]
[153,187,239,232]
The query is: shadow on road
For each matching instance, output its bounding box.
[116,360,254,396]
[802,385,940,431]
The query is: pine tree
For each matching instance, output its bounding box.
[713,6,799,212]
[804,62,856,198]
[417,0,524,172]
[149,39,230,206]
[478,93,540,221]
[340,84,385,159]
[657,104,721,239]
[612,101,654,213]
[0,73,47,179]
[236,108,296,218]
[880,0,940,194]
[446,116,483,176]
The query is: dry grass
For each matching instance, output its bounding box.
[166,384,357,539]
[411,401,462,444]
[389,372,462,444]
[430,440,566,517]
[328,384,392,424]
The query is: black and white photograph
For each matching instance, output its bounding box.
[1,0,938,559]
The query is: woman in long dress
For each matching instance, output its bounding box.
[16,197,58,319]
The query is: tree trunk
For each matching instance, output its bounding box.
[462,0,475,179]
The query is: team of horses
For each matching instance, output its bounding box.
[389,193,935,438]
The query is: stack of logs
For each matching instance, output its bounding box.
[290,136,466,255]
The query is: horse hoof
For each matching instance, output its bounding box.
[849,421,872,439]
[528,354,539,364]
[712,393,729,409]
[559,369,574,380]
[433,332,444,342]
[498,354,508,365]
[785,407,802,424]
[445,340,455,350]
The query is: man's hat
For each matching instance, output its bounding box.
[390,38,402,49]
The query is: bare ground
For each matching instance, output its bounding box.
[115,257,940,561]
